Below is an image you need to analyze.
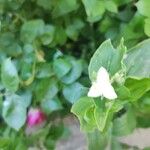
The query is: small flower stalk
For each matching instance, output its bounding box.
[26,108,46,134]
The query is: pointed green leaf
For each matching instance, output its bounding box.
[52,0,79,18]
[89,39,126,81]
[41,97,63,114]
[2,94,27,131]
[35,78,59,102]
[63,82,88,104]
[71,97,96,131]
[61,58,83,84]
[125,78,150,101]
[1,58,19,92]
[125,39,150,78]
[21,19,45,43]
[82,0,105,22]
[53,58,72,79]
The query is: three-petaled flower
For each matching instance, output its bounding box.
[88,67,117,100]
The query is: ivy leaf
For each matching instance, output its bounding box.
[20,44,36,85]
[89,39,126,81]
[82,0,105,22]
[105,1,118,13]
[41,97,63,114]
[1,58,19,92]
[19,90,32,108]
[35,78,59,102]
[36,0,52,10]
[136,0,150,17]
[2,94,27,131]
[51,26,67,46]
[125,39,150,78]
[52,0,79,18]
[53,58,72,79]
[65,19,84,41]
[21,19,45,43]
[40,25,55,45]
[63,82,88,104]
[36,63,54,79]
[61,58,83,84]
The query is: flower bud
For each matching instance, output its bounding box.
[27,108,46,127]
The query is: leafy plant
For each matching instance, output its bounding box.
[72,38,150,149]
[0,0,150,149]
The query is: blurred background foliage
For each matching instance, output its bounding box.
[0,0,150,149]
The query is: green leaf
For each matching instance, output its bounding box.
[41,97,63,114]
[35,78,59,102]
[61,58,83,84]
[144,18,150,37]
[0,137,10,148]
[36,63,54,78]
[94,100,114,132]
[40,25,55,45]
[105,1,118,13]
[125,78,150,101]
[0,32,22,57]
[71,97,96,131]
[136,0,150,17]
[37,0,52,10]
[53,58,72,79]
[51,26,67,46]
[82,0,105,22]
[2,94,27,131]
[2,0,25,10]
[137,91,150,114]
[125,39,150,78]
[114,0,131,6]
[15,142,27,150]
[84,106,96,131]
[87,129,109,150]
[111,137,123,150]
[66,19,84,41]
[52,0,79,18]
[63,82,88,104]
[21,19,45,43]
[1,58,19,92]
[89,39,126,81]
[20,44,36,84]
[116,86,131,100]
[6,43,22,57]
[113,107,136,136]
[19,90,32,108]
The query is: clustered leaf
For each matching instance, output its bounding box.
[72,37,150,149]
[0,0,150,149]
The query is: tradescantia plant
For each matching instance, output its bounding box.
[0,0,150,149]
[71,38,150,149]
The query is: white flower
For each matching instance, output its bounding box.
[88,67,117,100]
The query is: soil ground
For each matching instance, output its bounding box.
[56,116,150,150]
